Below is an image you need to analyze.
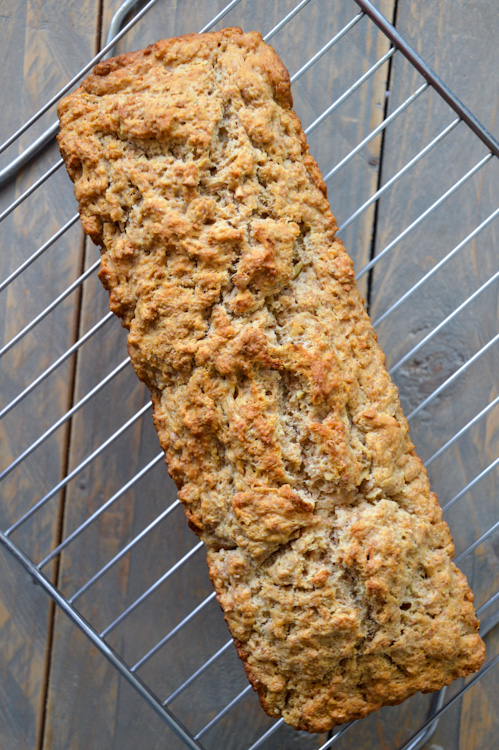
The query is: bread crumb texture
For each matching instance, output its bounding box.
[58,28,485,732]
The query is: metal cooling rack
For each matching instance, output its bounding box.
[1,1,498,748]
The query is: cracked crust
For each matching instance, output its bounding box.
[57,28,485,733]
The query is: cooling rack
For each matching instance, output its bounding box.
[1,1,498,748]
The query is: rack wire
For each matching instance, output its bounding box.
[1,1,497,748]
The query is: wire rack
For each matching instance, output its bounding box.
[1,1,498,748]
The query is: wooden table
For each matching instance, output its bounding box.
[1,1,497,748]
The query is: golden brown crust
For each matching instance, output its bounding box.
[57,28,485,733]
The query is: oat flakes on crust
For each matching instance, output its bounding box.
[57,28,485,733]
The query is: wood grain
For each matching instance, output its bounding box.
[0,1,99,749]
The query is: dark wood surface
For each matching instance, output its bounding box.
[0,2,98,748]
[0,1,497,749]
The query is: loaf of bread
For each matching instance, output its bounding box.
[57,28,485,733]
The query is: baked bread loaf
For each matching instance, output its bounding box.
[57,28,485,733]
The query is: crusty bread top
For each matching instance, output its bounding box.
[58,28,485,733]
